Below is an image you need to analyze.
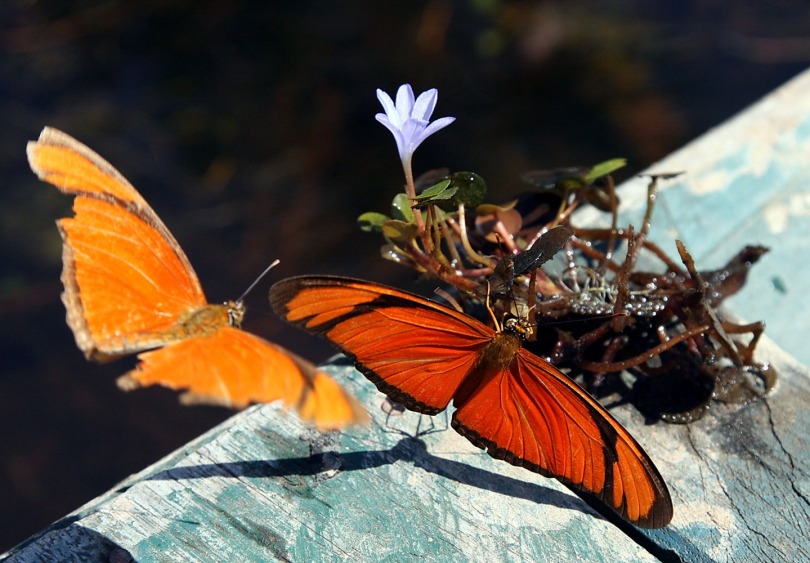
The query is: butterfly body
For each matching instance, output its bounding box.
[455,327,524,406]
[271,275,673,527]
[29,127,365,428]
[475,329,522,371]
[135,301,240,348]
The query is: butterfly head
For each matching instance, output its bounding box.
[225,259,279,330]
[504,316,534,340]
[226,300,246,328]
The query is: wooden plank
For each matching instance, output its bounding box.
[572,67,810,560]
[611,339,810,561]
[5,344,807,562]
[5,65,810,563]
[3,365,660,562]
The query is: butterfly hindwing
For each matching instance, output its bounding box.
[118,326,365,428]
[452,348,672,528]
[28,128,206,359]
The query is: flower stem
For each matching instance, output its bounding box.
[402,157,436,254]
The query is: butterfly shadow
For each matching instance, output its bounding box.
[136,434,690,561]
[3,515,133,562]
[141,434,590,520]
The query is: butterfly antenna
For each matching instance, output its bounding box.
[236,259,281,303]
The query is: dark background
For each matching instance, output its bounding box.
[2,0,809,551]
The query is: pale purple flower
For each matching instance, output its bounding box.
[375,84,455,165]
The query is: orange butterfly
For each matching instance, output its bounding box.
[270,276,673,527]
[27,127,366,429]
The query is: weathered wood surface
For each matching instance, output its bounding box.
[2,367,665,562]
[576,67,810,369]
[570,66,810,561]
[5,69,810,563]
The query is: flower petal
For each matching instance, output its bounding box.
[375,114,407,159]
[376,89,400,127]
[421,116,456,139]
[412,89,438,121]
[375,84,454,164]
[394,84,415,117]
[400,119,427,153]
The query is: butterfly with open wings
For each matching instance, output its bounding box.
[270,276,673,527]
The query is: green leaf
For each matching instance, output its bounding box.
[382,219,418,245]
[431,171,488,212]
[583,158,626,183]
[412,180,458,209]
[391,193,415,222]
[357,212,390,233]
[413,179,453,200]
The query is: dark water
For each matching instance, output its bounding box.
[2,0,809,551]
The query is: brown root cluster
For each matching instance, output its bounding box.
[361,165,774,422]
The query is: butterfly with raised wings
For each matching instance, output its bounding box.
[27,127,366,429]
[270,276,673,527]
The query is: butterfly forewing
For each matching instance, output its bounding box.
[27,128,191,262]
[270,276,673,528]
[27,129,149,205]
[271,277,493,414]
[59,196,209,358]
[29,128,207,359]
